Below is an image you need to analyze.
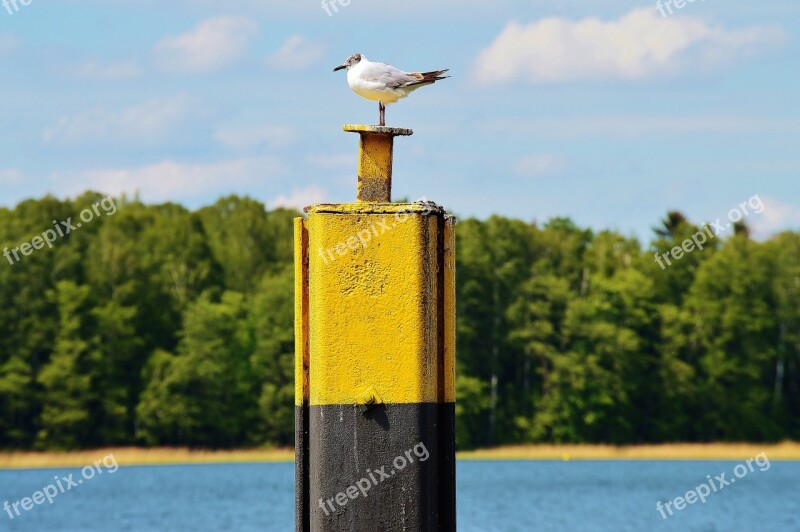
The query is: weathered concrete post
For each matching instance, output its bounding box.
[295,124,456,531]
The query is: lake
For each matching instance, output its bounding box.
[1,460,797,531]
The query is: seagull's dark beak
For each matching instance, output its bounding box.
[333,64,346,72]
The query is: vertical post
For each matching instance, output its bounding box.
[295,217,310,532]
[295,125,456,531]
[345,125,412,202]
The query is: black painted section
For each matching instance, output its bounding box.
[307,402,455,532]
[437,402,456,531]
[296,405,310,532]
[434,213,456,530]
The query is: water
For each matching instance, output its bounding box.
[1,460,797,531]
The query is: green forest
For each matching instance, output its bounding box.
[1,192,798,450]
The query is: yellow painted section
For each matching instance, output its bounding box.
[343,124,412,203]
[443,216,456,403]
[294,218,309,406]
[306,202,438,215]
[357,134,393,202]
[303,204,455,405]
[296,125,454,407]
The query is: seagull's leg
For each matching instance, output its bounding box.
[379,102,385,126]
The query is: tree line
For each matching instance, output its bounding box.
[0,193,798,449]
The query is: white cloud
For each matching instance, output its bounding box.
[43,95,197,145]
[306,153,355,170]
[0,34,17,55]
[474,9,785,85]
[751,196,800,237]
[514,154,565,177]
[270,186,326,210]
[72,60,143,81]
[61,157,286,202]
[484,117,800,138]
[215,125,295,149]
[0,169,22,184]
[155,16,258,74]
[266,35,325,70]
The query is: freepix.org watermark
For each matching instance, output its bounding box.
[321,0,351,17]
[656,0,705,18]
[318,442,430,517]
[653,194,764,270]
[3,0,32,16]
[317,199,435,266]
[655,452,770,520]
[3,196,117,266]
[3,453,119,521]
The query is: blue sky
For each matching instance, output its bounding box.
[0,0,798,242]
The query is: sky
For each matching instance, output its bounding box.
[0,0,798,242]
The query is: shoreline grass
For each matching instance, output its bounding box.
[1,442,799,469]
[457,441,800,461]
[0,447,294,470]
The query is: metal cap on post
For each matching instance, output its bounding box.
[343,124,412,202]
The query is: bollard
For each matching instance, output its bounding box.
[295,124,456,531]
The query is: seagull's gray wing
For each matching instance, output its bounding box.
[360,62,421,89]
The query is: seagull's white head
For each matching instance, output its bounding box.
[333,53,363,72]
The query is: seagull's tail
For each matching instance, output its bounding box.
[407,69,450,87]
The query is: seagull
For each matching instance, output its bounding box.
[333,53,449,126]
